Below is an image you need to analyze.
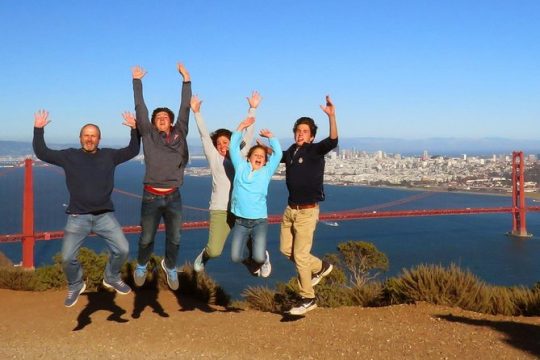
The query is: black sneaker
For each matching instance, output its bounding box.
[288,297,317,315]
[311,261,333,286]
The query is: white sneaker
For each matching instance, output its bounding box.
[288,297,317,315]
[260,251,272,278]
[193,249,206,272]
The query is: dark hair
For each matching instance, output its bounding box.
[293,117,318,138]
[247,145,268,163]
[151,107,175,125]
[210,128,232,147]
[79,123,101,139]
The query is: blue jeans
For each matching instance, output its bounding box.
[137,189,182,269]
[62,212,129,290]
[230,217,268,265]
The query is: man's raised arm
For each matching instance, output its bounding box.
[132,65,151,135]
[320,95,338,140]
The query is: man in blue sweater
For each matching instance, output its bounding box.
[33,110,140,307]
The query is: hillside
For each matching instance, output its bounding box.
[1,288,539,359]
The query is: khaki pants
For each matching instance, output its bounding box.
[206,210,235,258]
[279,205,322,299]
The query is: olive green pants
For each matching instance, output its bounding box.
[205,210,235,258]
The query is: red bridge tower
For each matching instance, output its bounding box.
[509,151,532,237]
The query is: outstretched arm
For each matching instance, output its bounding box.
[259,129,282,173]
[132,65,151,135]
[191,95,219,159]
[241,91,261,157]
[32,110,63,165]
[174,62,192,136]
[113,115,141,165]
[320,95,338,140]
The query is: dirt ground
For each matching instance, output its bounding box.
[1,288,540,359]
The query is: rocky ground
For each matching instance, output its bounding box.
[1,288,540,359]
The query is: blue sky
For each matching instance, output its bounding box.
[1,0,539,144]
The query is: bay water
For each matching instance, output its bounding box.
[1,160,539,299]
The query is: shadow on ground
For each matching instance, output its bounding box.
[73,289,129,331]
[438,314,540,358]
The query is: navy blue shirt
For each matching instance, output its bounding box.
[33,127,140,214]
[282,137,338,205]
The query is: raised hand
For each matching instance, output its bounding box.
[256,138,274,155]
[177,63,190,82]
[190,95,202,113]
[122,112,137,129]
[34,109,50,128]
[237,116,255,131]
[131,65,147,80]
[247,91,262,109]
[320,95,335,117]
[259,129,273,138]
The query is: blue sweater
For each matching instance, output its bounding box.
[33,127,140,214]
[229,131,281,219]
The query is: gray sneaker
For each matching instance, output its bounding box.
[102,278,132,295]
[311,261,333,286]
[161,259,179,290]
[133,263,148,287]
[288,297,317,316]
[260,251,272,278]
[193,249,207,272]
[64,282,86,308]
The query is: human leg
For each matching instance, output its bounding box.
[137,191,163,266]
[230,218,251,264]
[291,207,321,299]
[279,206,295,260]
[62,214,92,289]
[93,212,130,293]
[194,210,233,272]
[162,190,182,270]
[206,210,234,258]
[62,214,91,306]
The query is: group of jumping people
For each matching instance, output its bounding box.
[32,62,338,316]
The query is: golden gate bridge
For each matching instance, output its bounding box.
[1,152,538,268]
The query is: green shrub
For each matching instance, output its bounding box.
[336,241,389,287]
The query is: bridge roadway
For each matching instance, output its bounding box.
[1,206,539,243]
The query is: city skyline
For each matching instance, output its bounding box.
[1,1,539,143]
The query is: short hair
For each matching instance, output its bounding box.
[210,128,232,147]
[151,107,175,125]
[79,123,101,139]
[247,145,268,163]
[293,117,318,138]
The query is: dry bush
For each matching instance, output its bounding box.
[0,267,36,290]
[350,282,385,307]
[242,286,278,312]
[488,286,540,316]
[385,264,492,313]
[0,251,13,267]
